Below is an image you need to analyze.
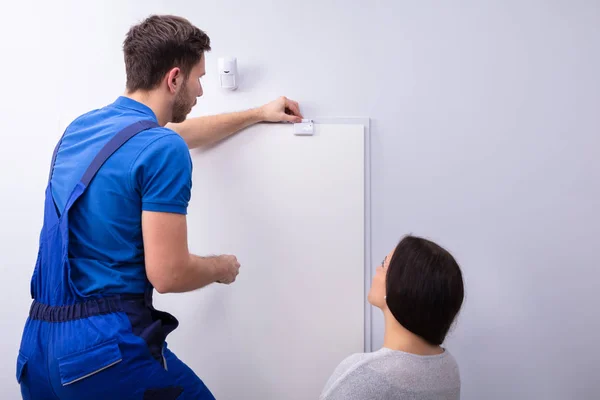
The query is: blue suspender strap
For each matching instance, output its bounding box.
[80,119,159,186]
[48,119,159,186]
[59,119,160,215]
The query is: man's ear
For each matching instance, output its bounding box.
[166,67,182,94]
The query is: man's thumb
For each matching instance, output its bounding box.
[282,113,302,123]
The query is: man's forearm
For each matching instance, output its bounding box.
[160,254,221,293]
[168,108,264,149]
[187,254,223,290]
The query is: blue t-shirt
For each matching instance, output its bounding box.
[51,96,192,295]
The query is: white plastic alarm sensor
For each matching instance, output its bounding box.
[293,119,314,136]
[218,57,238,90]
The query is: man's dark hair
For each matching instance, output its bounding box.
[123,15,211,92]
[386,235,464,345]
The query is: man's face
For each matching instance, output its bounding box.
[171,56,206,123]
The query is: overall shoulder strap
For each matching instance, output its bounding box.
[61,119,160,215]
[80,119,159,186]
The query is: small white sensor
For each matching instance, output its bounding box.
[218,57,238,90]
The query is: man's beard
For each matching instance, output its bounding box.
[171,84,193,123]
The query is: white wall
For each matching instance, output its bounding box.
[1,1,599,399]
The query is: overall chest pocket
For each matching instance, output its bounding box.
[57,338,123,386]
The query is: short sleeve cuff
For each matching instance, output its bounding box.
[142,201,188,215]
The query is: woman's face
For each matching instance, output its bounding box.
[368,248,395,309]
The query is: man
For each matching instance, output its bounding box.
[16,15,302,399]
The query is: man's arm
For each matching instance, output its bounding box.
[167,96,303,149]
[142,210,240,293]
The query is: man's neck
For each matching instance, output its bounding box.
[382,309,444,356]
[124,90,171,126]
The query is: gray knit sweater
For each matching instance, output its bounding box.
[320,347,460,400]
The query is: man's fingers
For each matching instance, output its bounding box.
[285,99,303,118]
[291,101,303,118]
[216,254,241,285]
[282,113,302,123]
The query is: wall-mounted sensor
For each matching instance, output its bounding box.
[294,119,314,135]
[218,57,238,90]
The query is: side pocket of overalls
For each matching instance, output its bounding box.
[16,352,31,400]
[56,338,123,386]
[134,307,179,368]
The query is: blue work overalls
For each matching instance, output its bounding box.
[16,120,216,400]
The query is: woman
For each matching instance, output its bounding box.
[320,235,465,400]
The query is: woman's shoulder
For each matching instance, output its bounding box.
[375,348,461,393]
[337,352,371,370]
[320,348,461,400]
[374,347,460,375]
[337,348,393,373]
[320,350,389,399]
[325,352,371,384]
